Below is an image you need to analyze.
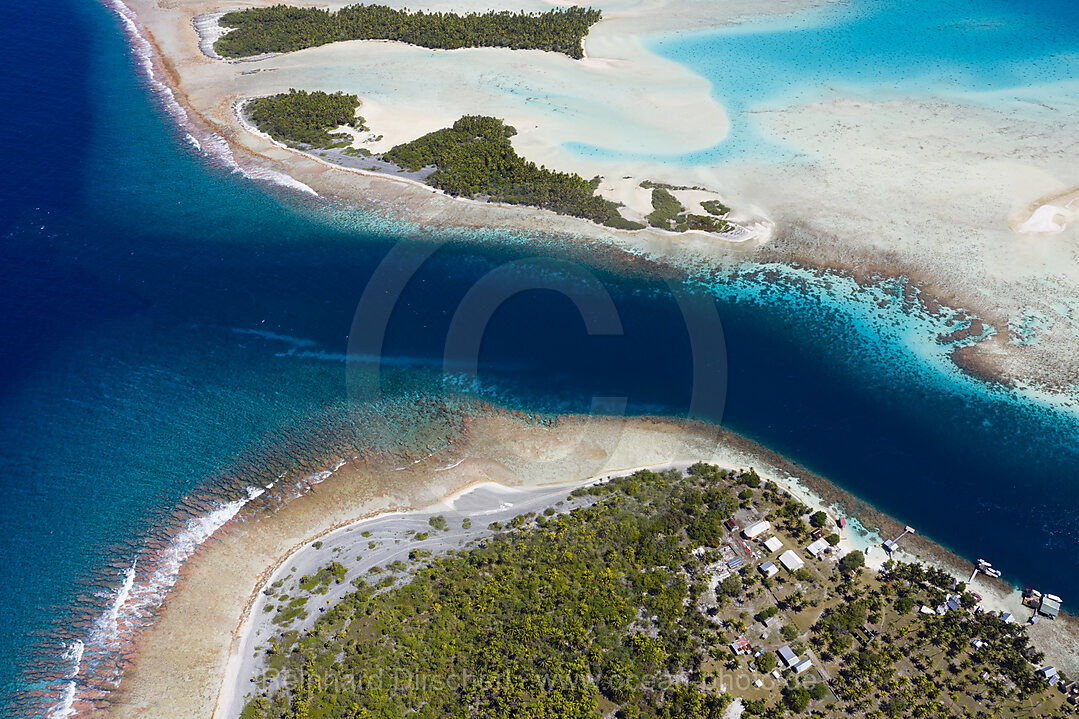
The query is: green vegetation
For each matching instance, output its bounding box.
[755,606,779,623]
[757,651,778,673]
[246,90,362,148]
[700,199,730,216]
[640,179,707,192]
[245,466,1075,719]
[428,514,447,531]
[838,550,866,574]
[243,98,734,235]
[384,115,644,229]
[646,188,732,234]
[297,562,347,595]
[215,4,601,59]
[646,188,684,228]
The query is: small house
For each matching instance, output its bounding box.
[743,520,771,540]
[724,518,739,532]
[883,539,899,554]
[763,536,783,553]
[792,658,812,674]
[837,517,846,528]
[806,538,830,558]
[1038,666,1060,686]
[1039,595,1062,619]
[811,527,825,540]
[778,549,805,572]
[1000,612,1015,624]
[729,635,751,655]
[758,561,779,578]
[778,645,798,668]
[727,557,744,570]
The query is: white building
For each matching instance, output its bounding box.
[777,645,798,667]
[743,520,772,540]
[778,549,805,572]
[806,538,830,558]
[792,658,812,674]
[1038,665,1058,680]
[758,561,779,578]
[763,536,783,553]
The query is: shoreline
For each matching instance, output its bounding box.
[228,97,771,245]
[77,2,1079,713]
[117,0,1079,397]
[213,471,669,719]
[93,413,1077,719]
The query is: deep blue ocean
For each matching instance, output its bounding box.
[2,0,1077,715]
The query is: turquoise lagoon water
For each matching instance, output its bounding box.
[2,0,1078,715]
[568,0,1079,162]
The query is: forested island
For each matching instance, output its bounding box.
[241,465,1076,719]
[644,185,732,233]
[215,4,602,59]
[238,93,747,234]
[384,116,644,230]
[247,90,362,148]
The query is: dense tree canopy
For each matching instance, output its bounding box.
[243,465,1075,719]
[244,468,733,719]
[247,89,361,148]
[216,4,602,59]
[385,115,643,229]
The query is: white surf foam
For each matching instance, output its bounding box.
[47,486,265,714]
[105,0,317,197]
[47,640,85,719]
[306,459,347,486]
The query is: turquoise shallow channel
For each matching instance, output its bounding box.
[0,0,1077,715]
[567,0,1079,162]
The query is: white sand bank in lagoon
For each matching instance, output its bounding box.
[124,0,1079,389]
[1015,187,1079,235]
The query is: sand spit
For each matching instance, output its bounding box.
[96,413,1077,719]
